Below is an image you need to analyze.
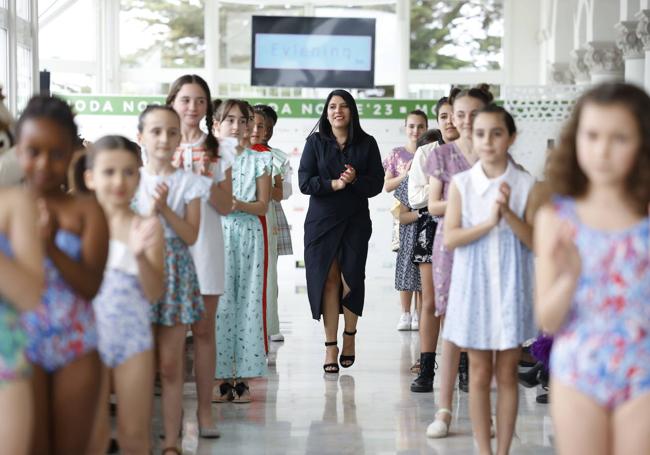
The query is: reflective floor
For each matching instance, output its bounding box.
[151,279,555,454]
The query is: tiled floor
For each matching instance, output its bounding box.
[151,280,555,454]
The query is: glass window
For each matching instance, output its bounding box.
[39,0,96,62]
[50,71,96,94]
[0,1,7,9]
[410,0,503,70]
[218,3,305,69]
[17,44,32,111]
[0,27,7,91]
[120,0,205,69]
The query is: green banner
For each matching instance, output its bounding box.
[58,94,452,120]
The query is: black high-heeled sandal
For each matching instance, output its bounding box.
[323,341,339,374]
[340,330,356,368]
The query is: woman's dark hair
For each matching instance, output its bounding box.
[255,104,278,126]
[166,74,219,159]
[309,89,367,145]
[137,104,180,133]
[449,84,494,107]
[86,135,141,169]
[435,96,451,118]
[214,99,250,124]
[472,104,517,136]
[546,82,650,213]
[406,109,428,126]
[16,95,78,143]
[416,129,442,148]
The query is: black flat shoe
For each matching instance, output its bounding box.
[323,341,339,374]
[340,330,356,368]
[536,384,549,404]
[518,362,542,388]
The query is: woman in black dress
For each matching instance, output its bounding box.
[298,89,384,374]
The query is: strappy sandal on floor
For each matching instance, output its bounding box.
[232,382,252,403]
[339,330,357,368]
[212,382,234,403]
[426,408,452,438]
[323,341,339,374]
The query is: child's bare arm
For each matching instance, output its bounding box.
[0,189,44,311]
[208,168,233,216]
[49,197,109,300]
[534,205,580,333]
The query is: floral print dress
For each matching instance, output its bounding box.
[133,168,209,326]
[216,148,271,379]
[550,196,650,409]
[22,230,98,371]
[424,142,471,315]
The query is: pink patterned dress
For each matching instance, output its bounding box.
[424,142,471,316]
[382,146,415,179]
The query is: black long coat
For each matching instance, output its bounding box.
[298,132,384,320]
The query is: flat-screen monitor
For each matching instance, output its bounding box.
[251,16,376,88]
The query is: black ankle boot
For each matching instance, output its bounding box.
[410,352,436,393]
[458,352,469,393]
[518,362,542,388]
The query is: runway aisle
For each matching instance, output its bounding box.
[149,271,554,454]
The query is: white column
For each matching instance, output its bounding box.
[30,0,38,94]
[96,0,120,93]
[7,0,16,114]
[636,9,650,90]
[584,41,624,83]
[570,47,591,85]
[204,0,220,95]
[395,0,409,98]
[616,20,645,85]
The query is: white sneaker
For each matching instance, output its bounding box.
[397,312,412,331]
[270,333,285,342]
[411,313,419,331]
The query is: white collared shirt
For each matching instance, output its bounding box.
[407,141,439,209]
[453,160,535,228]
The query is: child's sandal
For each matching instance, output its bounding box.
[212,382,234,403]
[232,382,251,403]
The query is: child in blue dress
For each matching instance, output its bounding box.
[213,99,271,403]
[442,105,536,455]
[85,135,165,454]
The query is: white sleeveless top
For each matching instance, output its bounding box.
[106,239,139,276]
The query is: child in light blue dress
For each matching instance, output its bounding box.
[441,105,536,455]
[213,99,272,403]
